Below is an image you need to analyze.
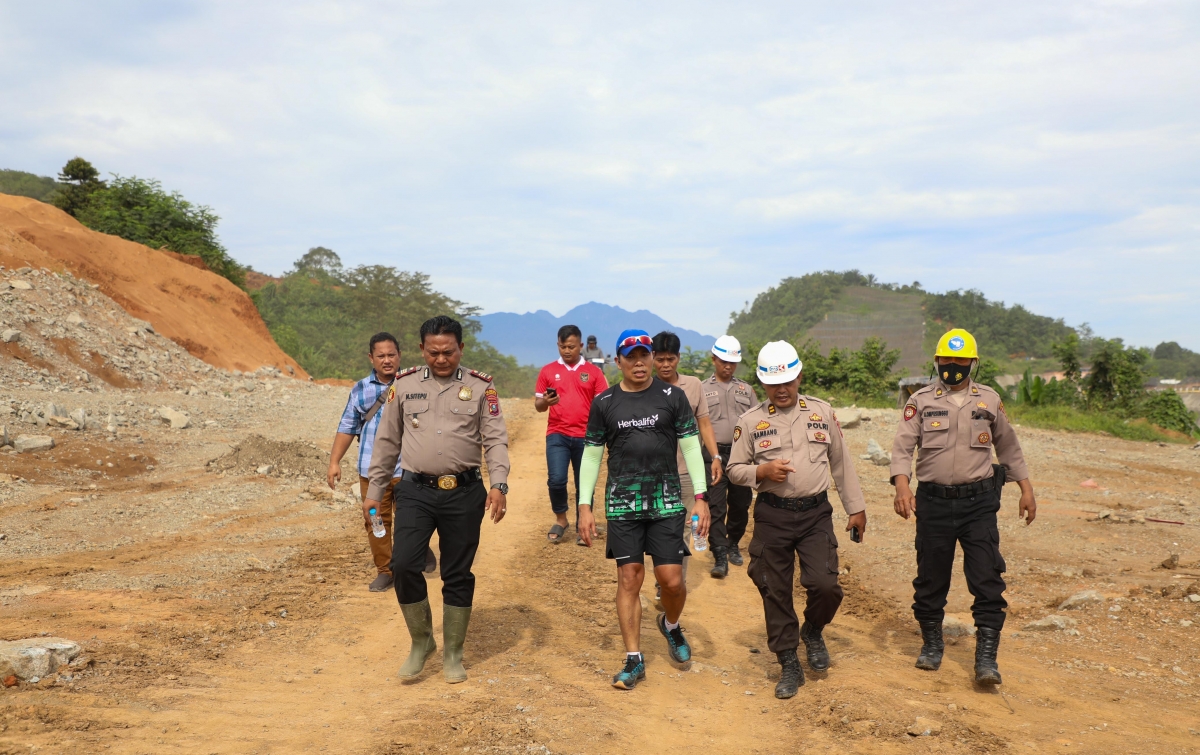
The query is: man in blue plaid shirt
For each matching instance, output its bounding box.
[328,332,437,591]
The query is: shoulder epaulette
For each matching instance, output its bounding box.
[468,369,493,382]
[397,365,422,378]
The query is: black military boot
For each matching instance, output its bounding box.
[775,649,804,699]
[728,544,744,566]
[915,620,945,671]
[799,622,830,672]
[974,627,1002,685]
[710,546,729,579]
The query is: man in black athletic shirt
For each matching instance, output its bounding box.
[577,329,711,690]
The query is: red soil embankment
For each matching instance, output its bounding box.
[0,194,306,377]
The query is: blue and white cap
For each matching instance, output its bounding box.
[711,335,743,363]
[756,341,803,385]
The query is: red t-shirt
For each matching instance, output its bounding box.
[535,358,609,437]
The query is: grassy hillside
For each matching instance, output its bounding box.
[253,249,537,396]
[0,169,62,201]
[731,271,1086,377]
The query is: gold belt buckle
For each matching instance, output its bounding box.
[437,475,458,490]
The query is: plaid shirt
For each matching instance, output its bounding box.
[337,371,403,479]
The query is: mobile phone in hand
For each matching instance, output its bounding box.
[545,388,557,397]
[850,526,861,543]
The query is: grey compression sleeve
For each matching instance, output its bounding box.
[679,434,708,496]
[578,444,604,507]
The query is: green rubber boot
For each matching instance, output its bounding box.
[442,605,473,684]
[397,599,437,679]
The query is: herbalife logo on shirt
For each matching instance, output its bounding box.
[617,414,659,429]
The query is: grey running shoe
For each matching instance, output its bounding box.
[368,573,394,592]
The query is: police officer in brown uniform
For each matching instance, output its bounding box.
[890,328,1036,686]
[727,341,867,699]
[702,335,759,575]
[365,315,510,684]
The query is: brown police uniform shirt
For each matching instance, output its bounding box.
[367,365,510,501]
[703,375,758,446]
[673,374,708,477]
[889,379,1029,487]
[726,396,866,515]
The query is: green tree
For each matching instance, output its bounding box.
[292,246,344,279]
[1084,339,1149,413]
[1052,332,1082,386]
[49,157,106,217]
[1142,390,1200,436]
[75,175,244,287]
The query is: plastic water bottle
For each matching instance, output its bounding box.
[369,507,386,539]
[691,514,707,552]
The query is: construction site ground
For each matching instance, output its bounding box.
[2,387,1199,754]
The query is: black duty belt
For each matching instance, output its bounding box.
[403,468,482,491]
[760,490,829,512]
[716,443,733,455]
[919,473,1001,500]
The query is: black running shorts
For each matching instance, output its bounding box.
[605,513,690,567]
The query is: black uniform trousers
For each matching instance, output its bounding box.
[912,485,1007,631]
[391,478,487,608]
[703,448,754,551]
[746,498,843,653]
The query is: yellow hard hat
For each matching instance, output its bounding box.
[935,328,978,359]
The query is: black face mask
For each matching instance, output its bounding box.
[939,363,970,386]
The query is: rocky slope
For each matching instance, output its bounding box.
[0,194,303,376]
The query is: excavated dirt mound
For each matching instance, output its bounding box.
[206,434,329,478]
[0,194,305,376]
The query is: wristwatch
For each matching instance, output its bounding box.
[491,483,509,495]
[695,491,708,502]
[713,454,723,462]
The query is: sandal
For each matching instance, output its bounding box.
[547,523,567,543]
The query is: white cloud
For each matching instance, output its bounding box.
[0,0,1197,349]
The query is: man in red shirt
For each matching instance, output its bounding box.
[535,325,609,543]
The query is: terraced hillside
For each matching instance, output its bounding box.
[804,286,927,374]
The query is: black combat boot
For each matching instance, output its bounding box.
[710,546,729,579]
[775,649,804,699]
[974,627,1002,685]
[915,620,945,671]
[799,622,830,672]
[728,544,744,566]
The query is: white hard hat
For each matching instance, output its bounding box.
[711,335,743,363]
[756,341,803,384]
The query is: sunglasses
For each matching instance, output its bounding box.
[619,335,653,349]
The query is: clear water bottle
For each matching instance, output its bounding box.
[369,507,386,539]
[691,514,707,552]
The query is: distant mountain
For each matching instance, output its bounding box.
[477,302,717,366]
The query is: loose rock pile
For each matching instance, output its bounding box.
[0,264,299,395]
[206,434,331,479]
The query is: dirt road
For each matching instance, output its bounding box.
[2,389,1199,754]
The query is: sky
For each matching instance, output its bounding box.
[1,1,1198,348]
